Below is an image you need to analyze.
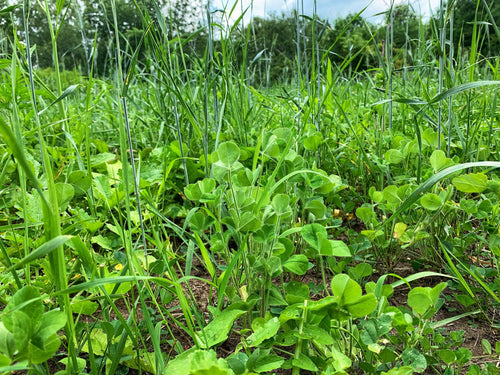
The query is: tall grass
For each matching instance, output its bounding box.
[0,0,499,373]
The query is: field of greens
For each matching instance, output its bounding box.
[1,0,500,374]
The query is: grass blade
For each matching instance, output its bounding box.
[383,161,500,227]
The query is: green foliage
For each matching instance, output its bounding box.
[0,0,500,373]
[438,0,500,57]
[0,286,66,365]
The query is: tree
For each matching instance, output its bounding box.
[385,3,419,49]
[28,2,85,70]
[436,0,500,57]
[322,13,376,72]
[244,13,299,84]
[0,1,86,71]
[82,0,203,75]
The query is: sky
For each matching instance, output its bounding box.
[211,0,443,24]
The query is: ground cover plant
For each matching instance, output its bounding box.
[0,0,500,374]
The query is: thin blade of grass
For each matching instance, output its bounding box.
[6,235,73,272]
[383,161,500,227]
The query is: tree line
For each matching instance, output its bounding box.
[0,0,498,83]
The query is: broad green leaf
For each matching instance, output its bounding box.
[252,353,284,372]
[166,349,234,375]
[381,366,415,375]
[263,135,280,157]
[455,294,475,308]
[185,179,216,201]
[238,211,261,232]
[163,349,195,374]
[384,149,404,164]
[190,350,234,375]
[482,339,492,355]
[91,234,115,250]
[304,133,323,151]
[372,190,384,203]
[0,353,10,366]
[93,174,113,202]
[32,311,67,350]
[196,309,246,348]
[487,180,500,193]
[349,263,373,280]
[324,240,351,257]
[271,194,291,217]
[55,183,75,211]
[305,199,326,219]
[28,334,62,364]
[346,293,377,318]
[226,352,247,375]
[369,187,384,203]
[71,299,98,315]
[383,185,401,203]
[478,198,493,214]
[188,211,214,232]
[273,127,292,143]
[68,171,92,195]
[330,347,352,371]
[283,255,309,275]
[452,173,488,193]
[80,329,109,355]
[356,206,376,226]
[401,348,427,373]
[301,223,327,251]
[285,281,310,304]
[366,281,393,299]
[380,348,397,363]
[246,317,280,347]
[199,178,216,194]
[217,142,240,167]
[11,311,31,353]
[302,325,334,345]
[360,315,392,348]
[90,152,115,167]
[331,274,361,305]
[397,184,412,200]
[20,191,43,223]
[429,282,447,305]
[407,287,432,316]
[315,237,333,256]
[213,161,244,182]
[292,353,318,371]
[278,304,302,325]
[393,222,407,239]
[460,198,477,214]
[456,347,472,365]
[437,349,455,365]
[429,150,453,172]
[3,286,43,331]
[0,323,15,359]
[59,357,87,373]
[420,193,442,211]
[315,173,345,194]
[184,183,203,201]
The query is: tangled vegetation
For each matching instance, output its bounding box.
[0,0,500,374]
